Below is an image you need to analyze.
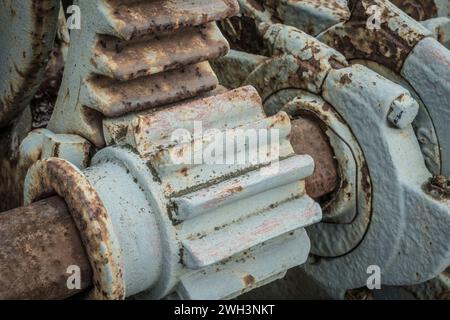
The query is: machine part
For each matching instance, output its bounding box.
[229,1,450,50]
[289,116,339,200]
[0,196,92,300]
[1,83,341,300]
[0,126,92,212]
[421,17,450,48]
[391,0,450,48]
[317,0,450,178]
[318,0,431,72]
[237,25,377,258]
[315,65,449,288]
[226,1,448,181]
[235,0,350,36]
[22,86,322,300]
[47,0,239,147]
[282,94,373,256]
[390,0,450,21]
[2,0,240,212]
[22,128,93,170]
[25,157,124,299]
[0,0,60,127]
[212,23,450,292]
[0,1,327,300]
[245,24,349,97]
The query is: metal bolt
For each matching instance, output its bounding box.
[388,94,419,129]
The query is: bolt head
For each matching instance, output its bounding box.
[388,94,419,129]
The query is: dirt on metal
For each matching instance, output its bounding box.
[0,196,91,299]
[290,117,340,200]
[320,0,429,72]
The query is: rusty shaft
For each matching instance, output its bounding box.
[0,118,338,299]
[0,196,91,299]
[291,117,339,199]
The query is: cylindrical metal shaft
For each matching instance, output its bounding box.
[291,118,339,199]
[0,196,92,299]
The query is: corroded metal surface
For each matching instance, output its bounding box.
[290,117,339,199]
[18,86,323,300]
[0,125,92,212]
[282,92,373,256]
[2,0,449,301]
[0,196,91,300]
[245,23,348,102]
[0,0,60,127]
[317,0,450,178]
[2,0,241,215]
[235,0,350,36]
[87,86,322,300]
[24,158,125,299]
[48,0,239,147]
[318,0,431,72]
[313,64,450,287]
[391,0,439,20]
[213,21,450,292]
[391,0,450,21]
[0,89,342,298]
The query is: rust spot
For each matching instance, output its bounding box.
[106,0,239,40]
[390,0,437,21]
[242,274,256,287]
[53,142,61,157]
[360,163,372,196]
[228,185,244,193]
[180,167,189,177]
[423,175,450,200]
[339,73,353,85]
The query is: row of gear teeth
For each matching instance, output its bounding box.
[47,0,240,147]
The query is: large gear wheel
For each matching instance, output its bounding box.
[47,0,239,147]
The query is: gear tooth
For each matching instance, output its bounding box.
[100,0,239,40]
[126,89,294,196]
[49,0,238,147]
[92,23,229,81]
[172,155,315,222]
[84,62,218,117]
[48,104,106,148]
[181,194,320,269]
[103,85,265,147]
